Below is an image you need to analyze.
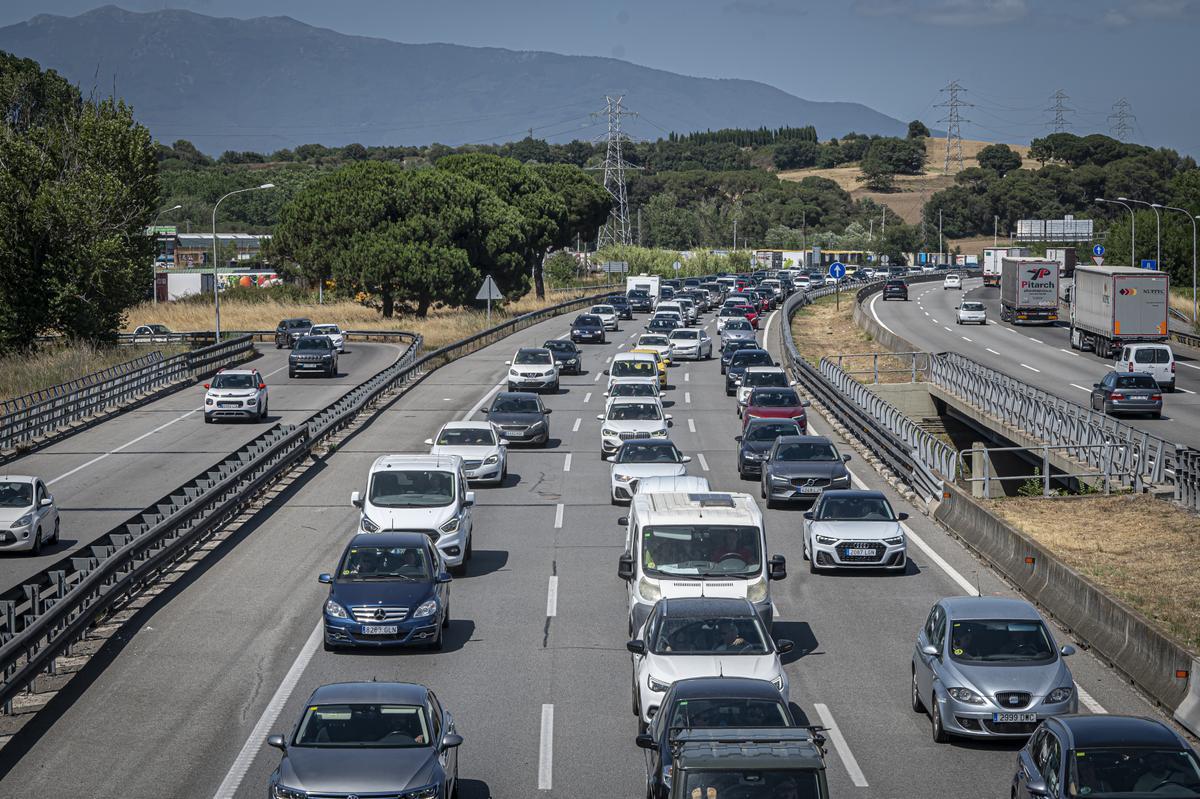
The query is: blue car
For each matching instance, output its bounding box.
[320,531,452,651]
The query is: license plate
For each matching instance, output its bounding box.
[360,625,399,635]
[800,486,824,494]
[299,364,320,369]
[846,548,877,557]
[217,402,239,407]
[993,712,1037,723]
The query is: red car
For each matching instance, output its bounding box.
[742,386,809,431]
[731,304,759,329]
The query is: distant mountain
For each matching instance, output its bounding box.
[0,6,912,154]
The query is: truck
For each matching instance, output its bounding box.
[1045,246,1077,277]
[1000,258,1060,324]
[982,247,1030,287]
[627,273,661,311]
[1069,264,1169,357]
[659,728,829,799]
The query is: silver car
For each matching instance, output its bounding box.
[912,597,1077,742]
[268,681,462,798]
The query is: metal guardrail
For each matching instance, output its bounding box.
[960,443,1133,497]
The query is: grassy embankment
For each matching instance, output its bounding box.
[788,293,919,383]
[0,343,189,402]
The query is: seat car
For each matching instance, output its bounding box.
[607,352,663,392]
[309,323,346,352]
[598,396,671,458]
[635,333,674,362]
[486,391,552,447]
[505,347,559,393]
[288,335,338,378]
[425,421,507,485]
[646,317,680,335]
[912,596,1078,743]
[570,313,607,344]
[1011,715,1200,799]
[657,302,687,325]
[761,436,850,507]
[668,328,713,360]
[718,317,757,346]
[608,439,691,503]
[203,368,268,423]
[319,531,453,650]
[735,366,794,412]
[736,418,804,479]
[943,273,962,290]
[1090,371,1162,419]
[543,338,583,375]
[882,280,909,301]
[742,387,809,431]
[627,598,793,730]
[725,348,776,396]
[0,475,59,554]
[267,681,461,799]
[802,489,906,571]
[719,340,759,374]
[1115,343,1176,392]
[274,317,312,349]
[590,303,620,331]
[350,454,475,571]
[956,301,987,325]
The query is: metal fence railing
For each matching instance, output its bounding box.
[959,443,1134,497]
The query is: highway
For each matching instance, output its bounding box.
[0,303,1167,798]
[868,276,1200,448]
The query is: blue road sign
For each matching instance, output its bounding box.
[828,261,846,279]
[1093,244,1105,257]
[1140,259,1157,270]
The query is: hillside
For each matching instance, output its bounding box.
[0,6,911,154]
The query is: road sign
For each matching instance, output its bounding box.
[828,261,846,280]
[475,275,503,301]
[1140,259,1157,270]
[1092,244,1105,257]
[601,260,629,273]
[673,261,682,272]
[1093,256,1104,266]
[881,254,890,265]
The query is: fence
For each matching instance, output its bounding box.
[826,351,930,384]
[959,443,1134,497]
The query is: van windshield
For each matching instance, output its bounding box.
[612,360,656,378]
[641,525,762,578]
[368,470,454,508]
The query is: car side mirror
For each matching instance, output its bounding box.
[603,392,610,397]
[603,369,610,375]
[543,408,552,414]
[1025,777,1049,797]
[259,383,267,390]
[682,455,692,463]
[504,361,512,366]
[665,414,673,421]
[618,553,635,580]
[597,414,605,420]
[734,435,743,442]
[424,438,434,446]
[776,639,795,654]
[1060,644,1076,657]
[617,516,629,526]
[350,491,363,508]
[842,453,852,462]
[318,573,332,584]
[39,497,52,507]
[440,733,464,750]
[605,455,617,462]
[266,734,286,751]
[897,512,909,521]
[802,511,813,520]
[635,732,657,750]
[769,554,787,580]
[203,383,210,389]
[921,644,940,657]
[800,400,811,407]
[626,639,646,655]
[436,571,453,584]
[464,491,476,507]
[1092,383,1101,389]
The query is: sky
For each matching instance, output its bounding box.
[2,0,1198,155]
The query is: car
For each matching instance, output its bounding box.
[608,439,691,503]
[486,391,552,447]
[130,323,172,342]
[736,418,804,479]
[650,310,685,331]
[425,421,507,485]
[288,334,338,378]
[627,289,655,313]
[735,366,794,413]
[608,294,635,320]
[1090,371,1162,419]
[590,304,620,331]
[203,368,268,423]
[1011,715,1200,799]
[634,474,711,496]
[1115,343,1176,393]
[667,328,713,360]
[0,475,59,554]
[629,348,670,387]
[635,333,674,362]
[761,435,850,507]
[646,317,679,335]
[543,338,583,375]
[571,314,607,343]
[943,273,962,290]
[720,340,760,374]
[913,596,1078,743]
[802,489,907,572]
[675,297,698,324]
[627,598,793,730]
[604,377,661,402]
[637,676,796,799]
[606,352,661,392]
[319,531,453,650]
[725,348,776,396]
[309,323,346,352]
[274,317,312,349]
[742,387,809,431]
[882,280,909,301]
[267,681,461,799]
[791,274,812,291]
[656,302,687,325]
[505,347,560,393]
[718,317,757,345]
[598,396,671,458]
[956,300,987,325]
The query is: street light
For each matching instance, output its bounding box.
[150,204,182,305]
[1096,198,1135,266]
[1121,197,1160,269]
[212,184,275,338]
[1155,204,1199,323]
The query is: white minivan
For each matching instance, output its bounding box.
[616,491,786,634]
[1115,343,1176,392]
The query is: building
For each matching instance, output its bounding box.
[167,233,271,267]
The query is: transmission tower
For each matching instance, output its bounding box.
[1045,90,1073,133]
[1107,98,1135,141]
[589,95,639,248]
[935,80,972,174]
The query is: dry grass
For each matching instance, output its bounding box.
[0,342,188,402]
[1170,289,1198,329]
[988,495,1200,652]
[790,294,919,383]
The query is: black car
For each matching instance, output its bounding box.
[627,289,654,312]
[882,279,909,301]
[274,317,313,349]
[608,295,634,320]
[543,339,583,375]
[761,435,852,507]
[720,340,760,375]
[725,348,776,395]
[1090,371,1163,418]
[288,335,338,378]
[486,391,552,447]
[646,317,679,335]
[736,418,804,479]
[570,314,607,344]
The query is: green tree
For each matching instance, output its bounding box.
[976,144,1022,177]
[643,192,700,249]
[907,120,931,139]
[542,250,580,286]
[773,140,820,170]
[531,163,613,249]
[857,162,897,192]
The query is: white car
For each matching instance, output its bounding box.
[597,396,671,458]
[736,366,795,411]
[608,439,691,503]
[606,353,660,394]
[955,301,987,325]
[656,302,688,326]
[0,475,59,554]
[667,328,713,360]
[425,422,507,485]
[823,274,839,286]
[634,474,711,495]
[204,368,268,423]
[675,298,698,324]
[1115,343,1177,392]
[604,377,661,405]
[131,324,173,342]
[628,597,791,728]
[590,304,620,331]
[309,323,346,352]
[506,347,560,393]
[635,334,673,362]
[792,274,812,291]
[803,489,908,573]
[943,273,962,290]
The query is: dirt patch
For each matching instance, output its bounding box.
[987,495,1200,652]
[790,294,920,383]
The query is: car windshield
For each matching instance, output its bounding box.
[610,383,657,397]
[436,427,496,446]
[650,320,676,330]
[744,371,787,388]
[1133,348,1172,364]
[652,615,769,655]
[745,422,800,442]
[491,396,541,414]
[1068,748,1200,797]
[287,319,311,329]
[149,324,169,333]
[574,315,600,326]
[311,325,339,334]
[629,290,649,298]
[815,495,895,520]
[368,470,454,508]
[641,525,762,577]
[514,350,552,365]
[961,302,985,311]
[295,337,330,350]
[684,771,820,798]
[591,306,614,314]
[731,352,773,368]
[338,544,431,580]
[543,341,573,354]
[608,402,662,421]
[612,360,657,378]
[887,280,905,287]
[0,481,33,508]
[751,389,800,408]
[211,373,257,389]
[666,697,790,730]
[293,703,430,748]
[777,442,838,461]
[1115,375,1159,389]
[640,336,670,347]
[672,331,700,341]
[948,619,1055,663]
[617,441,681,463]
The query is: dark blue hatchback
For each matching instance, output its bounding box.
[320,531,452,651]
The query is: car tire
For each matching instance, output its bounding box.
[430,625,444,651]
[259,401,268,421]
[322,638,337,653]
[911,670,925,713]
[204,414,213,424]
[288,370,296,379]
[633,675,640,716]
[1104,402,1113,416]
[52,518,60,545]
[28,528,42,557]
[931,697,949,743]
[1152,411,1162,419]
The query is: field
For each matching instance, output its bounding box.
[789,293,918,383]
[0,342,188,402]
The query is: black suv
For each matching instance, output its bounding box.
[627,289,654,312]
[882,280,908,301]
[543,339,583,375]
[608,295,634,320]
[274,318,313,348]
[288,335,338,377]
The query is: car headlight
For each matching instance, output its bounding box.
[271,784,307,799]
[11,513,34,528]
[361,515,380,533]
[746,578,768,603]
[769,475,791,485]
[884,536,904,545]
[615,473,636,483]
[483,454,500,466]
[413,599,438,619]
[440,516,461,534]
[832,474,850,485]
[205,398,214,405]
[745,451,767,460]
[509,369,520,377]
[400,786,440,799]
[947,687,986,705]
[815,535,837,545]
[638,577,661,602]
[1046,686,1073,704]
[324,599,349,619]
[648,675,670,693]
[771,675,785,690]
[602,427,618,437]
[652,429,668,437]
[572,329,582,335]
[567,358,577,364]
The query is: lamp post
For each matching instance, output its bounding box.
[1096,198,1135,266]
[1156,204,1199,323]
[212,184,274,339]
[1122,197,1160,269]
[150,204,182,305]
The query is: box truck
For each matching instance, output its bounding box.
[1000,258,1060,324]
[1069,264,1169,357]
[982,247,1030,287]
[1045,247,1077,278]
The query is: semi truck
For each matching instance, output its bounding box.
[982,247,1030,287]
[1000,257,1060,324]
[1069,264,1169,357]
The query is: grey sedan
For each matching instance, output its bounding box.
[1090,371,1163,419]
[912,597,1077,742]
[268,681,462,798]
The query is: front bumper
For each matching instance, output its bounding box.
[324,613,444,648]
[463,460,504,483]
[601,318,618,330]
[205,400,260,419]
[0,526,37,551]
[508,374,558,391]
[497,424,549,444]
[611,477,638,501]
[572,330,605,342]
[672,346,701,360]
[765,476,848,501]
[938,693,1077,738]
[811,539,906,570]
[290,359,333,372]
[554,359,582,374]
[739,454,767,476]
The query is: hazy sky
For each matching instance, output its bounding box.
[3,0,1197,154]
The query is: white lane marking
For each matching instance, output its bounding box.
[628,332,638,340]
[212,623,323,799]
[1028,337,1044,344]
[684,373,690,383]
[554,503,564,529]
[943,326,952,332]
[443,397,453,402]
[462,379,506,421]
[986,348,1001,355]
[931,318,939,324]
[538,704,554,790]
[1077,684,1108,714]
[697,453,710,471]
[923,311,930,317]
[583,392,592,403]
[868,292,899,336]
[1179,362,1200,370]
[572,417,581,433]
[1020,363,1041,373]
[961,336,973,343]
[684,391,692,404]
[688,418,697,433]
[1070,384,1091,392]
[563,453,572,472]
[1005,326,1020,334]
[1178,387,1196,395]
[593,371,602,383]
[546,576,558,617]
[1060,348,1080,357]
[50,408,199,485]
[762,309,778,342]
[605,355,612,364]
[263,364,290,378]
[813,703,868,788]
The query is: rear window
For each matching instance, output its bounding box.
[731,351,773,368]
[1116,375,1160,389]
[1133,347,1172,364]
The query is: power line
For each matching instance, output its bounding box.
[935,80,972,174]
[589,95,640,248]
[1045,89,1073,133]
[1108,98,1136,141]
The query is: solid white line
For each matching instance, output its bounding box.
[1076,684,1108,714]
[1060,348,1080,357]
[986,348,1001,355]
[50,408,200,485]
[697,453,710,471]
[1178,387,1197,395]
[546,576,558,617]
[212,623,323,799]
[554,503,564,529]
[572,417,581,432]
[1020,363,1041,373]
[1179,362,1200,371]
[538,704,554,790]
[688,418,696,433]
[814,703,868,788]
[868,292,898,336]
[961,337,973,343]
[461,379,506,421]
[563,453,572,472]
[684,391,692,404]
[583,392,592,403]
[1070,384,1091,392]
[762,309,778,342]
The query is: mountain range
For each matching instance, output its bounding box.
[0,5,911,154]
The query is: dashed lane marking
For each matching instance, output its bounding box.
[1020,363,1041,373]
[572,417,581,433]
[538,704,555,790]
[688,418,696,433]
[697,453,710,472]
[554,503,564,529]
[563,453,572,472]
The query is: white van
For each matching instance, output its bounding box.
[635,475,711,495]
[616,491,787,634]
[606,352,659,393]
[351,454,475,571]
[1115,343,1176,392]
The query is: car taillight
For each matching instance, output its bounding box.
[1152,394,1162,401]
[1110,392,1125,400]
[1128,363,1134,372]
[1171,361,1176,373]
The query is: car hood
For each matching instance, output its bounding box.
[330,579,435,609]
[809,520,901,542]
[488,411,545,425]
[604,419,667,433]
[510,364,556,375]
[739,439,779,455]
[280,746,439,794]
[430,445,500,460]
[0,506,32,524]
[367,506,456,530]
[646,652,781,684]
[207,389,258,399]
[612,463,686,479]
[944,658,1072,702]
[724,331,755,341]
[767,461,847,480]
[745,407,805,421]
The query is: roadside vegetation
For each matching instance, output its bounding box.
[0,342,188,402]
[789,294,918,383]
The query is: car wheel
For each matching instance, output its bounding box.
[52,518,60,544]
[322,638,337,653]
[204,414,213,424]
[507,383,515,392]
[28,528,42,556]
[442,606,451,629]
[288,370,296,379]
[430,625,444,651]
[911,669,925,713]
[1104,402,1113,416]
[1152,411,1162,419]
[633,675,640,716]
[931,697,949,743]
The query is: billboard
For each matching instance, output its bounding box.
[1015,217,1094,242]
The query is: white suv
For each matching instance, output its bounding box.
[204,368,268,423]
[597,396,671,458]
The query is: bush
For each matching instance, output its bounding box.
[176,283,318,305]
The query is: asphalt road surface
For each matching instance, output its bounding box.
[0,304,1167,798]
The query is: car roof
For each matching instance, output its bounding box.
[309,681,429,706]
[214,368,260,376]
[669,676,790,702]
[614,352,657,362]
[369,454,464,471]
[515,347,551,354]
[744,366,784,373]
[492,391,543,403]
[438,421,495,431]
[348,530,433,549]
[775,435,831,445]
[941,595,1042,621]
[658,596,758,619]
[610,395,663,406]
[0,475,36,483]
[818,489,883,500]
[1050,715,1189,749]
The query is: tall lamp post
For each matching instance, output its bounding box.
[212,184,274,338]
[1096,198,1135,266]
[1122,197,1160,269]
[150,204,182,305]
[1156,204,1199,323]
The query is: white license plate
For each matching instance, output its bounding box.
[799,486,824,494]
[846,548,877,556]
[992,712,1037,723]
[360,625,399,635]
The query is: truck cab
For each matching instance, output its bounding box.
[665,728,829,799]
